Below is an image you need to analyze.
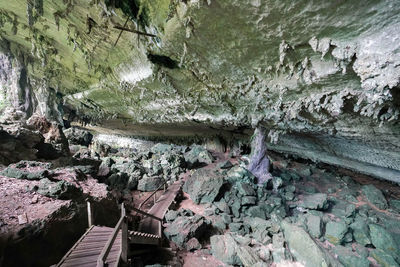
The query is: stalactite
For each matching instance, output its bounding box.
[34,0,43,16]
[27,0,34,27]
[53,12,60,31]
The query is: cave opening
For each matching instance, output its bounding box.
[0,1,400,267]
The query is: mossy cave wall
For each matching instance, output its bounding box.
[0,0,399,182]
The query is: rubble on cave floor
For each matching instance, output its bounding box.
[159,151,400,267]
[1,128,400,267]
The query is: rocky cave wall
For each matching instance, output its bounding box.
[0,0,399,182]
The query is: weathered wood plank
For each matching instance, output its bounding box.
[56,225,95,267]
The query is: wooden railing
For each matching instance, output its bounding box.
[138,179,168,210]
[131,206,162,222]
[96,203,128,267]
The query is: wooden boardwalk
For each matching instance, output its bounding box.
[56,180,182,266]
[139,182,182,236]
[57,226,121,267]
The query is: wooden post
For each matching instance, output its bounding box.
[153,193,156,204]
[121,202,126,217]
[121,217,128,264]
[158,221,162,246]
[87,201,93,227]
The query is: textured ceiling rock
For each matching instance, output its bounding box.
[0,0,399,181]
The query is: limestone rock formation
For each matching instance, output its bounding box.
[0,0,398,182]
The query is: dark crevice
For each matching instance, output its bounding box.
[390,86,400,108]
[147,54,179,69]
[104,0,148,26]
[342,97,357,114]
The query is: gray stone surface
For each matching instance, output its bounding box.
[325,221,348,245]
[210,233,242,266]
[281,220,337,267]
[370,249,399,267]
[300,193,329,210]
[137,175,164,192]
[183,168,224,204]
[333,246,370,267]
[369,224,400,262]
[361,185,388,210]
[184,145,214,168]
[37,178,82,199]
[306,214,323,238]
[64,127,93,146]
[164,214,208,248]
[350,219,371,246]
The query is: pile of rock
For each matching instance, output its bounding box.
[96,143,215,192]
[164,208,209,250]
[0,160,83,200]
[167,157,400,267]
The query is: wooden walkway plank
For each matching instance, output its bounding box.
[138,181,182,236]
[57,181,182,266]
[58,226,121,267]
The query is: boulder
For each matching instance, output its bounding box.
[185,237,202,251]
[325,220,348,245]
[333,245,370,267]
[300,193,329,210]
[252,229,272,244]
[226,166,257,184]
[164,214,208,248]
[151,143,174,154]
[107,173,128,190]
[350,219,371,246]
[361,185,388,210]
[37,178,82,199]
[27,115,70,155]
[214,200,231,214]
[369,224,400,262]
[0,167,49,180]
[137,175,164,192]
[126,172,141,190]
[237,246,263,267]
[183,168,224,204]
[272,176,283,191]
[242,196,257,205]
[370,249,399,267]
[389,199,400,213]
[165,210,179,222]
[97,157,115,177]
[210,215,227,231]
[184,145,214,168]
[271,232,287,263]
[281,220,336,267]
[245,205,267,219]
[306,214,323,238]
[237,183,256,196]
[210,233,242,265]
[64,127,93,146]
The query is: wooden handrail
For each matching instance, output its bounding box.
[97,216,125,267]
[131,206,163,221]
[138,179,168,210]
[97,203,127,267]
